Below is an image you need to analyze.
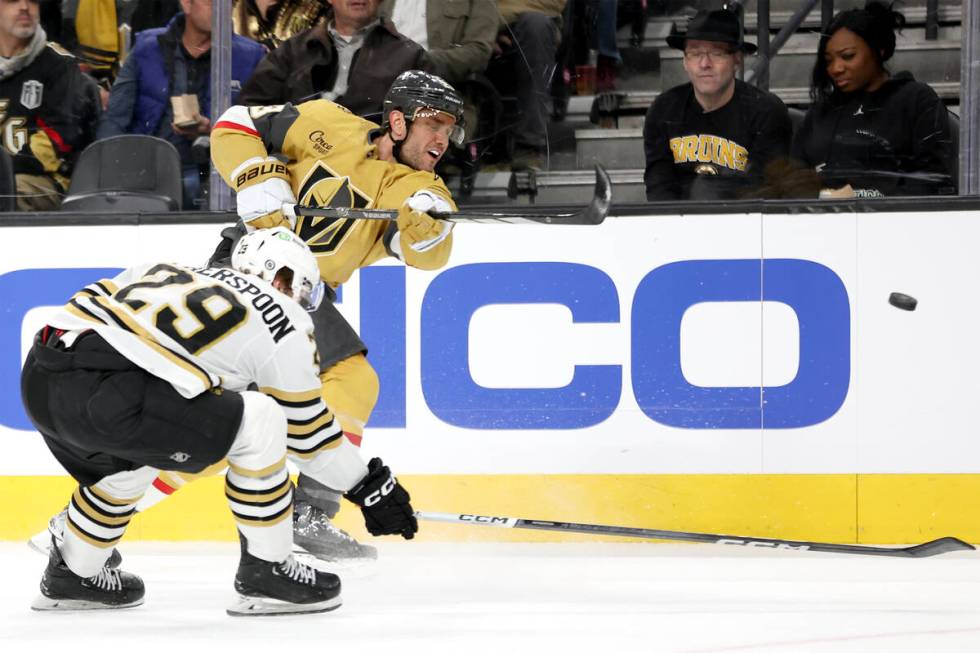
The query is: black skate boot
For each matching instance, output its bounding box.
[228,534,342,616]
[292,501,377,562]
[31,537,144,611]
[28,508,123,569]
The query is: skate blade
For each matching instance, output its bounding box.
[31,594,143,611]
[26,534,50,557]
[226,594,342,617]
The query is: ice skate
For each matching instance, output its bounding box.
[228,535,342,616]
[27,509,123,569]
[31,537,144,611]
[292,501,377,562]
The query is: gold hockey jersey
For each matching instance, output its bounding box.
[47,263,345,464]
[211,100,457,288]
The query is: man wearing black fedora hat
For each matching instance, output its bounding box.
[643,8,791,201]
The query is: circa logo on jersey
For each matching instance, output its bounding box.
[308,130,333,155]
[20,80,43,110]
[669,134,749,172]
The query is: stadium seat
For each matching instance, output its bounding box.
[60,135,182,212]
[0,147,15,212]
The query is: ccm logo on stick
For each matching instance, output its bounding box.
[460,515,509,524]
[716,539,812,551]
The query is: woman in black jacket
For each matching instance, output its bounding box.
[791,1,957,197]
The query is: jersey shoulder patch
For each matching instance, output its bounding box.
[45,42,76,59]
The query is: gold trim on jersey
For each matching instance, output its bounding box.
[287,411,335,438]
[259,386,321,405]
[65,299,104,324]
[89,296,215,390]
[228,455,288,479]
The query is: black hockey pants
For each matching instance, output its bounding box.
[21,329,243,486]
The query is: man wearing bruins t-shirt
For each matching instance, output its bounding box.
[643,9,791,201]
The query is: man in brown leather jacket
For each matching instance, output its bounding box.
[239,0,431,121]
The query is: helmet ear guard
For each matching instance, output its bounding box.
[231,227,325,312]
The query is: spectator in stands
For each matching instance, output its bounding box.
[239,0,430,121]
[792,1,956,197]
[489,0,567,170]
[0,0,99,210]
[57,0,140,86]
[642,9,791,201]
[233,0,329,51]
[380,0,497,86]
[96,0,265,209]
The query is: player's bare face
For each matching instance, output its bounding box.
[398,112,456,172]
[824,28,887,94]
[682,39,738,101]
[0,0,39,42]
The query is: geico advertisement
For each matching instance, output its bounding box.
[2,211,979,475]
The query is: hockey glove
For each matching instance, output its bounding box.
[395,189,453,246]
[345,457,418,540]
[233,157,296,230]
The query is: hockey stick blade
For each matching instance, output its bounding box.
[289,164,612,226]
[416,511,975,558]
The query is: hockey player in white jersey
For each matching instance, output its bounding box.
[20,227,417,615]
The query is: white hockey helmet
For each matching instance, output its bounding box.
[231,226,325,312]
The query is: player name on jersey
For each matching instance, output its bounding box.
[192,266,296,343]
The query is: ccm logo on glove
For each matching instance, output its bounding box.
[345,457,418,539]
[363,476,396,507]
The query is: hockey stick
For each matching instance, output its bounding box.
[416,511,975,558]
[285,164,612,225]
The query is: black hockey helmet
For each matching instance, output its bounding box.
[382,70,465,146]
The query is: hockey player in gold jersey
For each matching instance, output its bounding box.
[207,71,462,560]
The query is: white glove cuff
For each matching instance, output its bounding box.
[236,177,296,223]
[405,189,452,214]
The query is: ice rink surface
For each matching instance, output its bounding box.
[3,541,980,652]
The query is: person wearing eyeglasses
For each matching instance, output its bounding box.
[642,9,791,201]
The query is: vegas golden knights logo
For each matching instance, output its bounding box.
[295,161,372,255]
[20,80,43,110]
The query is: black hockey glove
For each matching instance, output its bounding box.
[345,458,418,540]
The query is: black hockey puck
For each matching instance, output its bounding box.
[888,292,918,311]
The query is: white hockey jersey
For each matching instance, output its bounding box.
[47,262,343,463]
